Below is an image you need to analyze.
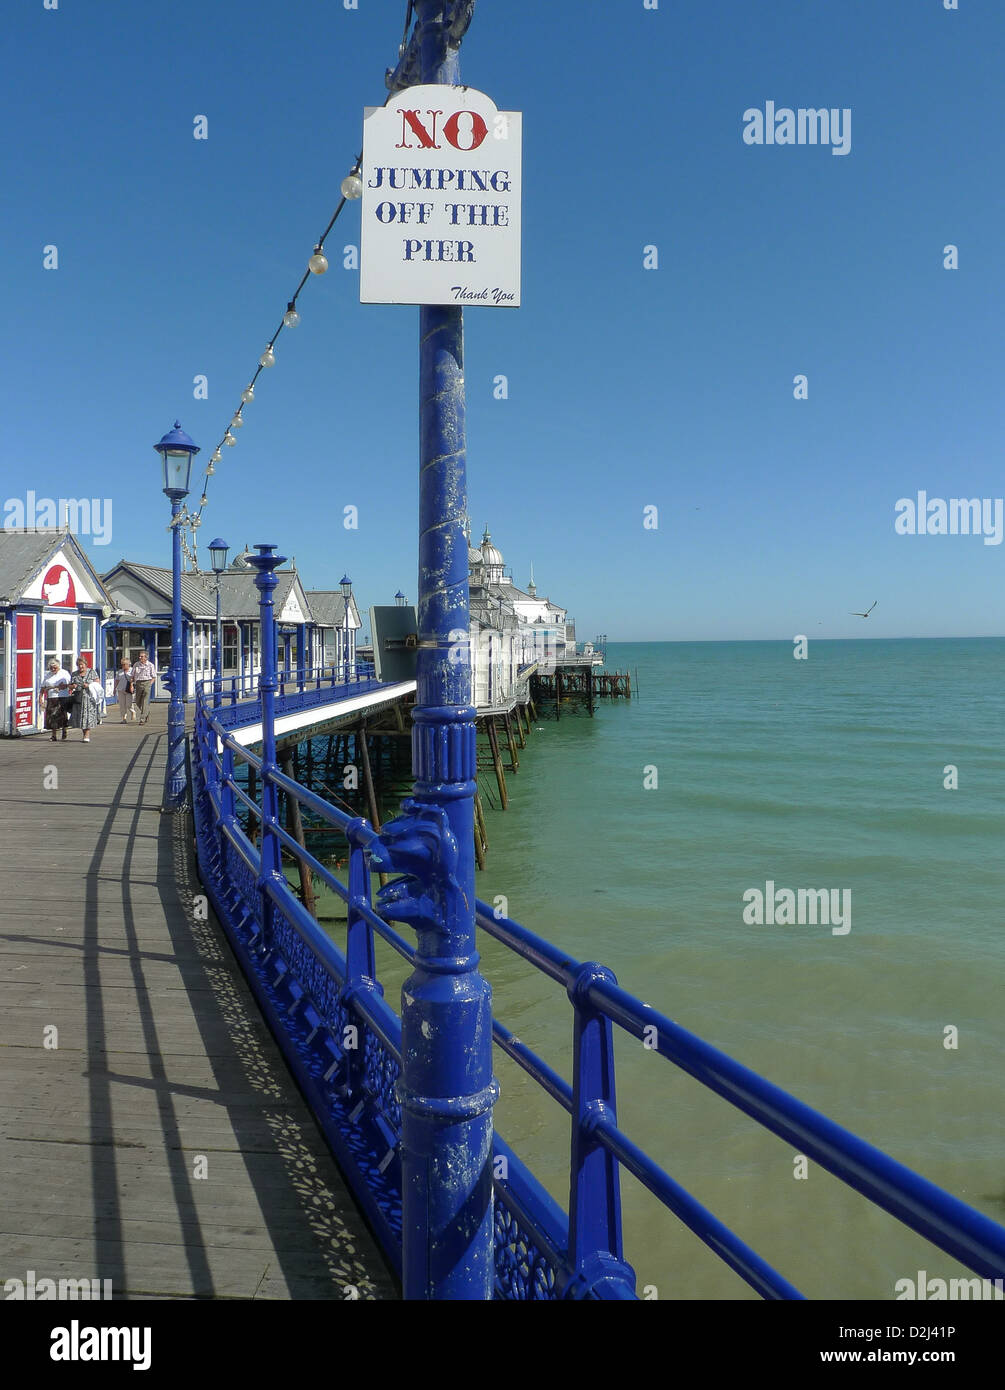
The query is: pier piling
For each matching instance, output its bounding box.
[279,748,317,917]
[504,711,520,770]
[486,716,508,810]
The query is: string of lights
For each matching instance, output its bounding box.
[177,158,364,567]
[179,0,426,568]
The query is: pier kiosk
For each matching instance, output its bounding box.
[0,528,113,736]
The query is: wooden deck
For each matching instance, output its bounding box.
[0,703,399,1300]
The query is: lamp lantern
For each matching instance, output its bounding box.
[155,421,199,498]
[208,537,230,574]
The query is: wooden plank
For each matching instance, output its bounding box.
[0,711,397,1301]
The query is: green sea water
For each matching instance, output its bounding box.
[320,638,1005,1300]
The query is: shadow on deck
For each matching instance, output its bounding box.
[0,707,398,1299]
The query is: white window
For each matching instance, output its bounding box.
[44,616,76,674]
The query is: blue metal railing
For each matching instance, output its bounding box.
[190,677,1005,1301]
[206,665,388,732]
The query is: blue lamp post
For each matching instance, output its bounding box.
[248,544,286,942]
[340,574,352,683]
[155,421,199,810]
[208,537,230,708]
[395,590,406,607]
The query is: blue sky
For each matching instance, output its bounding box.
[3,0,1002,640]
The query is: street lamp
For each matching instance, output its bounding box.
[155,420,199,810]
[340,574,352,683]
[208,536,230,708]
[395,590,406,607]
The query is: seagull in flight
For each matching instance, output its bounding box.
[850,600,877,618]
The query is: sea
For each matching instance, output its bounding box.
[321,638,1005,1300]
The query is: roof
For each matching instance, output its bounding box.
[216,570,300,619]
[229,545,255,571]
[0,531,66,602]
[104,560,304,621]
[471,592,519,630]
[306,590,361,628]
[0,528,112,606]
[103,561,214,616]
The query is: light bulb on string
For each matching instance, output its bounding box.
[259,345,276,367]
[200,494,208,507]
[231,412,243,429]
[205,462,215,476]
[224,431,237,447]
[211,448,222,463]
[341,171,363,200]
[283,302,300,328]
[308,245,328,275]
[241,386,255,404]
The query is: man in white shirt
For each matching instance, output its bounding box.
[130,650,157,725]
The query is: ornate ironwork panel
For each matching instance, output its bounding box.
[493,1201,559,1301]
[363,1028,402,1134]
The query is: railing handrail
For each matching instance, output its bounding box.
[476,900,1005,1281]
[197,710,403,1058]
[590,975,1005,1278]
[191,680,1005,1300]
[196,662,364,695]
[198,667,391,735]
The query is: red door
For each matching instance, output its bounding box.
[15,614,36,730]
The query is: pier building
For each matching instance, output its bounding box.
[0,528,114,736]
[467,523,594,712]
[101,557,335,700]
[305,589,363,679]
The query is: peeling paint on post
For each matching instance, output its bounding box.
[388,0,497,1301]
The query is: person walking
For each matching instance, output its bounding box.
[69,654,101,744]
[131,649,156,724]
[40,659,72,741]
[114,656,136,722]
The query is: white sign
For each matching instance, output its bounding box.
[360,84,521,307]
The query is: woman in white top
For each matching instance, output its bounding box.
[41,660,72,741]
[114,657,135,722]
